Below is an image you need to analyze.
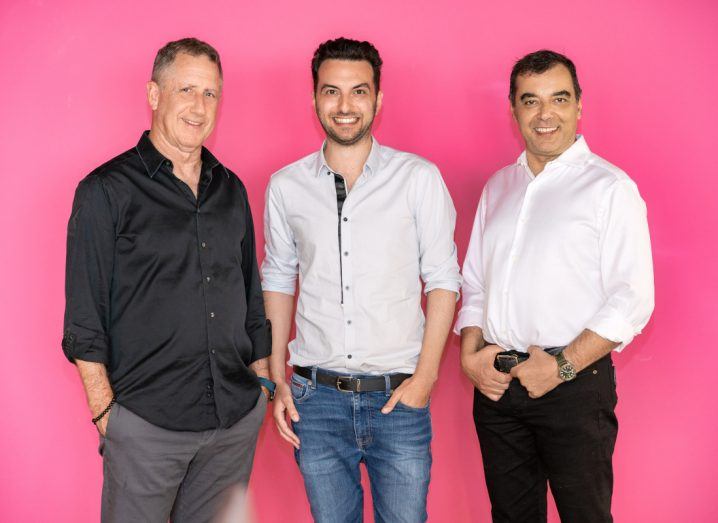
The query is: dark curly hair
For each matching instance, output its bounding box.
[311,37,383,92]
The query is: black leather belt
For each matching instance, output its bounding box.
[493,346,566,373]
[293,366,411,392]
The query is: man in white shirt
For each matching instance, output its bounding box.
[457,50,654,522]
[262,37,461,523]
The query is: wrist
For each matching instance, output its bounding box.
[92,396,116,425]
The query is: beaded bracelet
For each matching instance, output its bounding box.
[92,397,116,424]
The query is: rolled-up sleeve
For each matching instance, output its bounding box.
[454,193,487,335]
[585,179,655,349]
[62,175,115,364]
[261,181,298,295]
[240,184,271,363]
[414,165,461,296]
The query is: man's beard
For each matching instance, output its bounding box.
[318,110,376,146]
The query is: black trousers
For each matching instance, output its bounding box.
[473,355,618,523]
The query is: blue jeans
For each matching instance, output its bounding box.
[291,368,432,523]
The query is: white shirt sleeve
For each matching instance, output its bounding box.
[414,165,462,296]
[260,181,298,295]
[454,192,487,334]
[585,179,655,348]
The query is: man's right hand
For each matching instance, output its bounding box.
[95,408,112,437]
[273,382,301,449]
[460,344,512,401]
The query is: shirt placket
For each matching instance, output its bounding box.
[501,175,536,348]
[338,172,369,372]
[194,175,218,408]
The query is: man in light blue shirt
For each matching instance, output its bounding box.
[261,37,461,523]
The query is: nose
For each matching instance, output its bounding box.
[537,101,553,121]
[338,93,351,114]
[191,92,207,115]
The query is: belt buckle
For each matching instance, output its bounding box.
[496,354,519,372]
[336,376,354,392]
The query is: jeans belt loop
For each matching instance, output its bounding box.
[384,375,392,396]
[310,366,318,389]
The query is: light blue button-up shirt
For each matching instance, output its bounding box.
[262,138,461,374]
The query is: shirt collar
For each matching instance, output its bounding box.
[314,136,383,177]
[135,131,224,179]
[516,134,591,171]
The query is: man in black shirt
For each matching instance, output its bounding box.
[62,38,273,522]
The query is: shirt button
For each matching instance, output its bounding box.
[206,383,212,389]
[347,354,352,359]
[210,349,216,355]
[210,312,215,318]
[206,276,211,283]
[206,392,213,398]
[344,251,349,256]
[345,286,350,291]
[343,217,348,222]
[347,320,352,325]
[201,242,207,248]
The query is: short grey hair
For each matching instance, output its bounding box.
[151,37,223,83]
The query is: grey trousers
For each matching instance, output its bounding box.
[99,394,266,523]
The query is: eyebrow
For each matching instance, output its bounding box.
[320,82,372,91]
[520,90,572,101]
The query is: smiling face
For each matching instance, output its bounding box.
[147,53,221,155]
[313,59,382,147]
[511,64,582,174]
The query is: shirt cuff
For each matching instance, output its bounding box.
[424,280,462,301]
[585,309,636,347]
[453,307,484,336]
[261,278,296,296]
[249,319,272,363]
[62,326,109,364]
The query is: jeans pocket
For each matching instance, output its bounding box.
[290,374,315,403]
[395,398,431,412]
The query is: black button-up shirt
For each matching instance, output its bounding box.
[62,132,270,431]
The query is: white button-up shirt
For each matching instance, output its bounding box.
[262,138,461,373]
[455,136,654,351]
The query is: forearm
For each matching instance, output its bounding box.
[249,357,270,379]
[563,329,619,372]
[460,326,485,359]
[263,291,295,383]
[414,289,457,382]
[75,359,114,417]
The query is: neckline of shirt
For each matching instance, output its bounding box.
[516,135,592,178]
[315,136,383,178]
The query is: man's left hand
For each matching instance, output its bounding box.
[381,375,433,414]
[510,346,562,399]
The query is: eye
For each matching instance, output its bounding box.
[180,87,192,94]
[555,97,567,103]
[204,91,217,98]
[354,89,367,95]
[523,99,537,106]
[324,88,338,95]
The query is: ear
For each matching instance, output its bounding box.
[375,90,384,115]
[312,90,316,111]
[147,81,160,111]
[577,99,582,120]
[510,102,517,122]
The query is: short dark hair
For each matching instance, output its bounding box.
[311,37,383,92]
[509,50,581,105]
[151,37,222,83]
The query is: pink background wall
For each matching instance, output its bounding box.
[1,0,716,521]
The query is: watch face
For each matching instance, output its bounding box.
[559,363,577,381]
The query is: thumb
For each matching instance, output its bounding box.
[527,346,540,356]
[381,393,400,414]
